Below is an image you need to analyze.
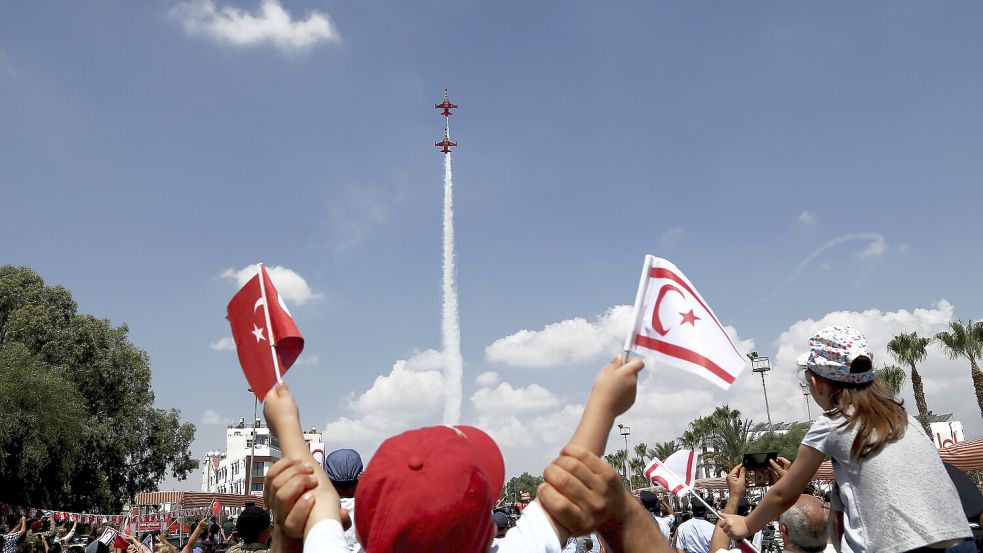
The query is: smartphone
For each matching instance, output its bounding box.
[743,451,778,487]
[743,451,778,469]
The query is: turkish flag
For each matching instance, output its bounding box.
[226,265,304,401]
[209,497,222,516]
[626,256,746,389]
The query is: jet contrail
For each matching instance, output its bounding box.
[744,233,886,314]
[441,130,464,425]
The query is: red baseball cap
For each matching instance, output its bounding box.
[355,425,505,553]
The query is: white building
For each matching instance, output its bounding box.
[201,417,322,496]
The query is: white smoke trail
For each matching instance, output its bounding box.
[744,233,886,314]
[441,140,464,425]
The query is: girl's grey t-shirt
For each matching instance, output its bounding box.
[802,413,971,553]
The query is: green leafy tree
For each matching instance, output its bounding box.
[0,265,198,511]
[936,320,983,419]
[887,331,931,435]
[650,440,678,462]
[499,472,544,503]
[875,365,907,398]
[747,423,809,461]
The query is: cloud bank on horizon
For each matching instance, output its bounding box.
[313,298,967,477]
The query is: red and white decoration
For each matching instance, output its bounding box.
[624,256,746,389]
[226,264,305,401]
[644,449,699,496]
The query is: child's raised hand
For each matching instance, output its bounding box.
[263,383,302,448]
[264,458,318,540]
[588,356,644,417]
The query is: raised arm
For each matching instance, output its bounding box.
[709,465,745,552]
[567,356,645,456]
[718,445,824,539]
[263,383,341,540]
[180,520,207,553]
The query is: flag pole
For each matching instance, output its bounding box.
[648,456,760,553]
[622,255,653,363]
[257,263,283,383]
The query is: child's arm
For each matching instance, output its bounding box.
[535,356,644,544]
[262,383,341,539]
[180,521,206,553]
[567,356,645,456]
[718,444,824,539]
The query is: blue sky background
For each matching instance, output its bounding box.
[2,1,982,490]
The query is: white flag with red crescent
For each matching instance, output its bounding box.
[625,256,746,389]
[644,449,699,497]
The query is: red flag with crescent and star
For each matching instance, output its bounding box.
[625,256,746,389]
[227,264,304,401]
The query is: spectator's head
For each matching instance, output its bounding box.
[492,511,509,539]
[737,496,752,516]
[779,495,829,553]
[638,491,661,514]
[209,517,216,524]
[690,499,707,518]
[325,448,363,498]
[355,425,505,553]
[234,507,270,545]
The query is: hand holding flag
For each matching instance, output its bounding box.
[226,264,304,401]
[624,256,746,389]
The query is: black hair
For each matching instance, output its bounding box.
[235,507,270,544]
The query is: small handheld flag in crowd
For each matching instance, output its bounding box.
[643,449,698,497]
[623,255,746,389]
[644,449,759,553]
[141,533,154,553]
[209,497,222,517]
[98,527,118,546]
[226,264,305,401]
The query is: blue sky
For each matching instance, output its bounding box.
[3,1,982,489]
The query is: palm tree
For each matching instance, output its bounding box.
[633,442,650,464]
[888,331,932,435]
[875,364,908,398]
[936,320,983,419]
[650,440,678,462]
[604,449,629,482]
[706,411,753,471]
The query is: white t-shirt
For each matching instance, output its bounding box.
[802,412,971,553]
[675,517,715,553]
[304,520,350,553]
[338,497,360,552]
[305,500,560,553]
[491,501,563,553]
[651,513,673,541]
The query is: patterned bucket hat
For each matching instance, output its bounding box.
[796,325,874,384]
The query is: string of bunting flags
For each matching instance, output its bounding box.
[0,503,223,526]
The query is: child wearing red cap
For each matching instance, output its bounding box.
[262,355,672,553]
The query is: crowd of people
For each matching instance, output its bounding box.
[6,325,983,552]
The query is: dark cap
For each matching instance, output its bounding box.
[325,449,363,485]
[492,511,509,528]
[638,490,660,511]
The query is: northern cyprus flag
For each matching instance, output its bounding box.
[644,449,698,496]
[624,255,746,389]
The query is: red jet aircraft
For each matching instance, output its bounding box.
[436,127,457,153]
[435,89,458,116]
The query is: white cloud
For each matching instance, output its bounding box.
[323,349,445,448]
[798,211,815,224]
[660,227,685,247]
[471,382,560,416]
[485,305,633,368]
[475,371,500,387]
[171,0,338,54]
[210,336,235,351]
[858,236,887,258]
[221,264,323,305]
[201,409,232,425]
[294,354,319,365]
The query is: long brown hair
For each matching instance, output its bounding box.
[820,364,908,461]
